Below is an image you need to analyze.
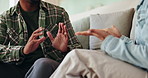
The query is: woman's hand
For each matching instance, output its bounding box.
[76,29,109,40]
[75,26,121,41]
[104,26,121,38]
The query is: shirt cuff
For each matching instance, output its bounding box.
[120,35,127,40]
[101,35,114,51]
[19,47,26,57]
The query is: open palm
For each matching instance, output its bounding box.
[47,23,68,52]
[75,26,121,41]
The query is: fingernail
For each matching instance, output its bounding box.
[46,31,50,34]
[39,27,42,30]
[87,30,91,33]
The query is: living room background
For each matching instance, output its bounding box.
[0,0,124,15]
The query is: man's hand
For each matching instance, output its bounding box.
[47,23,69,52]
[75,26,121,41]
[23,27,46,54]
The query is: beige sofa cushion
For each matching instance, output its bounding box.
[89,8,135,50]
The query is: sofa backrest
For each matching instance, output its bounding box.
[71,0,140,49]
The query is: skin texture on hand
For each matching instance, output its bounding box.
[75,26,122,41]
[47,23,69,52]
[23,27,46,54]
[23,23,69,54]
[104,26,122,38]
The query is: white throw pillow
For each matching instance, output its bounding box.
[89,8,135,50]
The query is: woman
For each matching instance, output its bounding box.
[50,0,148,78]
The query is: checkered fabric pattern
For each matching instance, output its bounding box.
[0,1,82,64]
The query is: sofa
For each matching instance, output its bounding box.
[70,0,139,49]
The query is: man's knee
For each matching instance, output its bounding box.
[34,58,59,69]
[25,58,59,78]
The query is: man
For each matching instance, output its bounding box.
[0,0,82,78]
[50,0,148,78]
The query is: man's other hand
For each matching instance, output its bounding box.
[47,23,69,52]
[23,27,46,54]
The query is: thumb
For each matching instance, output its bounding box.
[46,32,54,42]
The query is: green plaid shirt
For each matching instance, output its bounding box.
[0,1,82,65]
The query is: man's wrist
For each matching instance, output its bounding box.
[23,47,29,55]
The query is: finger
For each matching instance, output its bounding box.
[75,31,92,36]
[91,33,104,40]
[64,25,68,37]
[110,25,117,30]
[89,29,108,40]
[46,31,54,42]
[64,33,68,40]
[30,36,46,45]
[89,29,109,35]
[89,29,102,34]
[58,23,62,33]
[63,25,66,34]
[64,26,69,41]
[29,28,44,40]
[102,28,108,32]
[111,26,121,38]
[75,31,88,36]
[36,37,46,43]
[60,23,64,34]
[33,27,44,34]
[29,32,44,41]
[112,25,116,28]
[112,26,119,32]
[33,32,44,38]
[75,30,104,40]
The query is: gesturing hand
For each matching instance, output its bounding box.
[47,23,69,52]
[104,26,121,38]
[23,27,46,54]
[75,26,121,41]
[76,29,109,40]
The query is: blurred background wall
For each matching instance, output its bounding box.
[0,0,9,14]
[0,0,124,15]
[43,0,124,15]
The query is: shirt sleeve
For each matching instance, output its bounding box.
[44,8,83,62]
[101,35,148,70]
[0,13,25,65]
[62,8,83,50]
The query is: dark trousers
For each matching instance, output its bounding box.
[25,58,59,78]
[0,58,59,78]
[0,62,29,78]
